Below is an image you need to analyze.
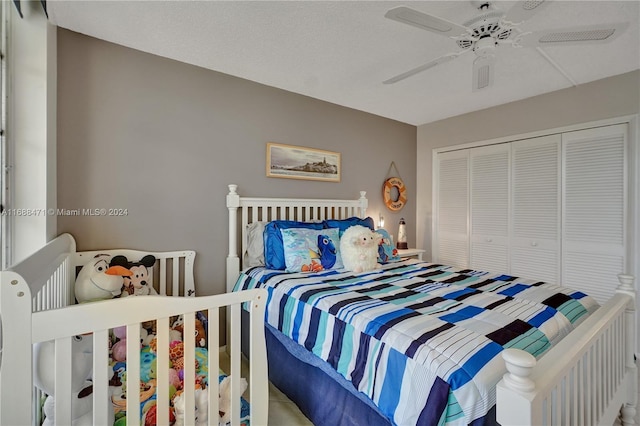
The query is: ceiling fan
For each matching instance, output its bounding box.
[384,0,629,91]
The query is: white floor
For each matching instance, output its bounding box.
[265,382,313,425]
[219,349,312,425]
[613,368,640,425]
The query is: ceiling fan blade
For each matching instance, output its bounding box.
[385,6,469,38]
[383,53,461,85]
[472,55,495,92]
[503,0,549,25]
[518,22,630,48]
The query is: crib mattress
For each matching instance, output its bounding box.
[233,260,599,425]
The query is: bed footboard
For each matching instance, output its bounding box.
[497,274,637,425]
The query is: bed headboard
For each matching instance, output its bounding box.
[226,184,368,292]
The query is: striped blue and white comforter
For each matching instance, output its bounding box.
[233,260,599,425]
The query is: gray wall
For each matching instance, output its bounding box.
[56,29,416,295]
[416,70,640,261]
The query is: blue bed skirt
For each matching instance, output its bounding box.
[241,308,390,425]
[265,322,392,426]
[242,312,498,426]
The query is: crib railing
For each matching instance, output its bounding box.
[2,273,268,425]
[497,274,637,426]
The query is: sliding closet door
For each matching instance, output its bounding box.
[470,144,510,273]
[510,135,561,283]
[562,124,627,303]
[434,150,469,268]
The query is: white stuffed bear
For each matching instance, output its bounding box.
[218,376,248,424]
[340,225,382,273]
[173,376,248,425]
[42,380,94,426]
[34,335,114,426]
[173,388,210,426]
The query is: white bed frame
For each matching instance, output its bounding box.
[0,233,268,426]
[225,183,638,426]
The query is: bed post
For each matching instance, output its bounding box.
[0,272,35,425]
[496,348,539,425]
[227,184,240,294]
[359,191,368,217]
[226,185,241,353]
[617,273,637,425]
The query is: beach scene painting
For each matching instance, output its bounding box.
[266,142,341,182]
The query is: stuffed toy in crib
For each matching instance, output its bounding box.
[340,225,382,273]
[110,254,158,297]
[171,314,207,348]
[173,374,250,426]
[217,375,249,424]
[74,254,132,303]
[110,313,250,426]
[33,334,115,426]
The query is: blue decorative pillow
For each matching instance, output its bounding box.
[323,217,375,236]
[280,228,343,272]
[376,228,401,264]
[264,220,324,270]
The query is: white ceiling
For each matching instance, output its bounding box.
[47,0,640,126]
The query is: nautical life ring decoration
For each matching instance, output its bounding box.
[383,177,406,211]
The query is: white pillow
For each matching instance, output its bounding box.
[244,221,266,268]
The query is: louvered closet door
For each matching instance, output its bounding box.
[510,135,561,284]
[562,124,627,304]
[470,144,510,273]
[435,150,469,268]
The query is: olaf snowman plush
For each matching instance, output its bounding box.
[34,334,115,426]
[74,254,132,303]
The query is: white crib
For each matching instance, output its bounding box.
[0,233,268,426]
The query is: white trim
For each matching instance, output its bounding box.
[7,1,55,264]
[630,116,639,293]
[433,115,638,154]
[0,0,8,269]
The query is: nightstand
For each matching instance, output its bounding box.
[396,248,426,261]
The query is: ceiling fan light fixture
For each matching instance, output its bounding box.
[473,37,497,57]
